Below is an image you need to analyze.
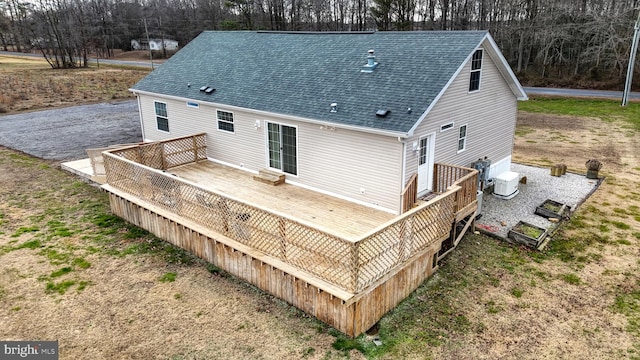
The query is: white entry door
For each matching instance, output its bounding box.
[417,134,435,193]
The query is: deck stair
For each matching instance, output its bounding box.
[253,169,285,186]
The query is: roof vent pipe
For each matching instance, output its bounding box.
[361,49,378,73]
[330,102,338,112]
[367,50,375,66]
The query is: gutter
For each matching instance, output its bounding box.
[129,89,410,139]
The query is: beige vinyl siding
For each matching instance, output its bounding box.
[138,95,267,171]
[295,124,403,212]
[405,38,518,185]
[138,94,404,213]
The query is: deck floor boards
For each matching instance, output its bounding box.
[170,161,394,239]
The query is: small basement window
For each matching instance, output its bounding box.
[217,110,234,133]
[440,122,454,132]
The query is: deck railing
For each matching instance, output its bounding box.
[103,137,473,293]
[433,163,478,213]
[400,174,418,214]
[109,133,207,170]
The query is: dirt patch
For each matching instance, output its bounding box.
[517,112,588,131]
[514,112,640,183]
[0,55,149,114]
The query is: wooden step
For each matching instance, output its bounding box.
[253,169,285,186]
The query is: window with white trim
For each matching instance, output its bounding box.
[458,124,467,152]
[217,110,234,133]
[154,101,169,132]
[469,49,483,92]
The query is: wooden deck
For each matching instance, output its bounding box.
[100,133,479,337]
[170,161,394,240]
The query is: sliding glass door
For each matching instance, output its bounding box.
[267,122,297,176]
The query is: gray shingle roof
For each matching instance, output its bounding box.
[131,31,489,134]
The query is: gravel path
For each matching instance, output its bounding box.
[0,101,142,161]
[477,163,600,239]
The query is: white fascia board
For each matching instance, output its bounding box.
[130,89,409,138]
[484,33,529,101]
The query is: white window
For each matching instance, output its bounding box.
[186,101,199,108]
[419,137,428,165]
[154,101,169,132]
[217,110,234,133]
[469,49,483,92]
[440,122,454,132]
[458,124,467,152]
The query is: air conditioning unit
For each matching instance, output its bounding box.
[493,171,519,200]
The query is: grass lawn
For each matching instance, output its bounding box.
[519,97,640,130]
[0,57,638,358]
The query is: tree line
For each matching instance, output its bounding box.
[1,0,639,88]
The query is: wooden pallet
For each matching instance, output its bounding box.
[253,169,285,186]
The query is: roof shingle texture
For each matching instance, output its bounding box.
[131,31,488,134]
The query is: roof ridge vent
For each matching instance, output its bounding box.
[361,49,378,73]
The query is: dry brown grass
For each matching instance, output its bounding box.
[0,149,352,359]
[0,55,148,114]
[0,57,638,359]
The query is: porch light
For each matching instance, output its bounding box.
[412,141,420,153]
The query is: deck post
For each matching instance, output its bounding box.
[278,218,287,259]
[161,144,167,170]
[398,219,406,265]
[398,217,412,264]
[192,135,197,162]
[351,242,359,293]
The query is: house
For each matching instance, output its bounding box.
[104,30,527,336]
[130,31,527,215]
[131,38,179,51]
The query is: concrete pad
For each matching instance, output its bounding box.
[61,158,106,184]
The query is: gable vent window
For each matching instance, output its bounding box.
[469,49,483,92]
[440,122,454,132]
[217,110,234,133]
[458,124,468,152]
[154,101,169,132]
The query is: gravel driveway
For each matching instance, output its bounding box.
[0,101,142,161]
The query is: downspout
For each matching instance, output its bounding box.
[136,94,146,142]
[399,136,407,214]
